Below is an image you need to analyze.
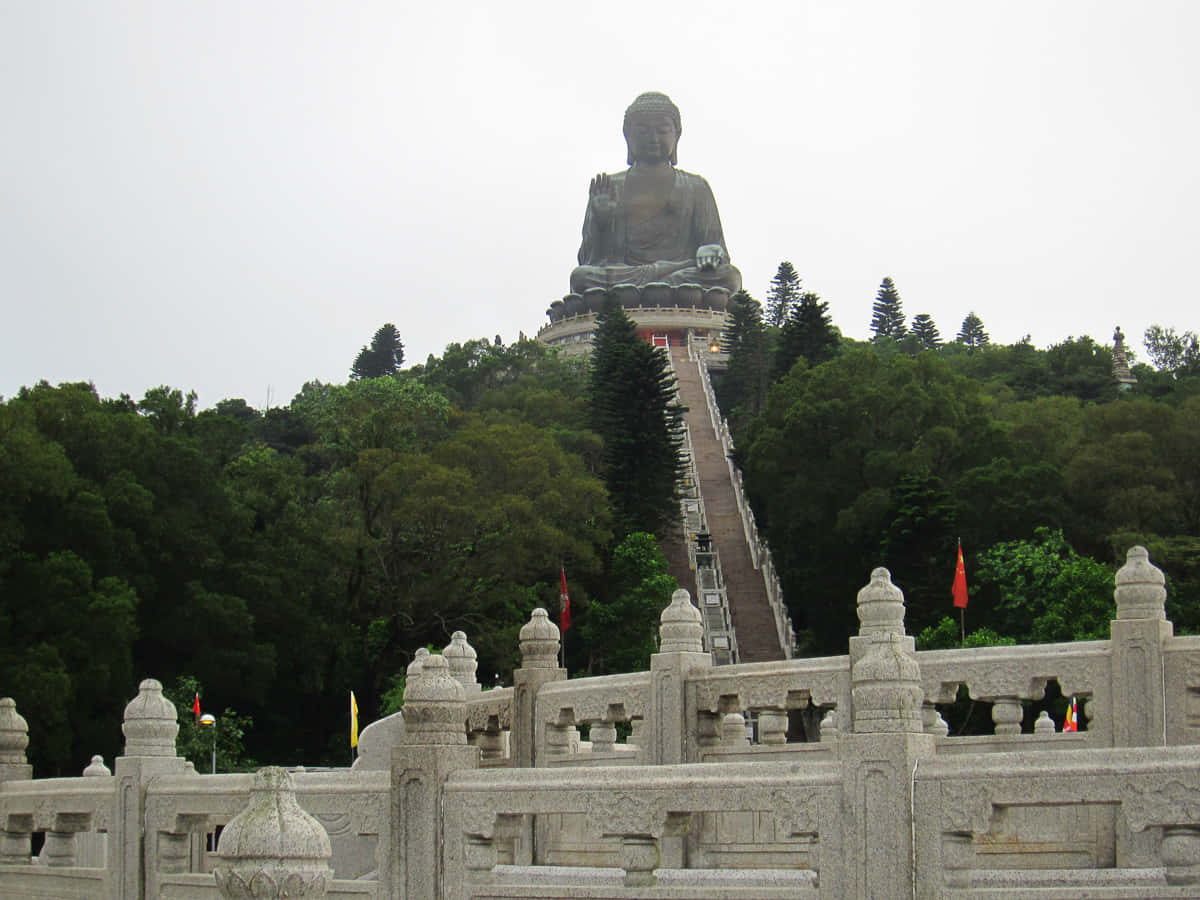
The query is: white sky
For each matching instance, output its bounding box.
[3,2,1198,408]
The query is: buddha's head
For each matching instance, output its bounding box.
[623,91,681,166]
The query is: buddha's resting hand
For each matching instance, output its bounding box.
[696,244,726,271]
[589,173,618,223]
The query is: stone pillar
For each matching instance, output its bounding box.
[1110,546,1171,747]
[212,767,333,899]
[647,589,711,764]
[108,678,188,900]
[0,698,32,864]
[843,568,935,900]
[0,698,32,784]
[443,631,481,696]
[510,609,565,769]
[392,653,479,899]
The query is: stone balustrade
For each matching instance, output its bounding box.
[695,355,797,656]
[2,547,1200,897]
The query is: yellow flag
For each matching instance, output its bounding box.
[350,691,359,749]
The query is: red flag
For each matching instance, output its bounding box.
[192,693,201,724]
[952,542,968,609]
[1063,697,1078,732]
[559,567,572,633]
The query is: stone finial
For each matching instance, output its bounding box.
[0,698,29,765]
[720,712,749,746]
[83,755,111,776]
[1115,546,1167,621]
[856,568,907,637]
[406,647,430,682]
[1034,711,1056,735]
[443,631,480,694]
[401,654,467,746]
[121,678,178,758]
[213,767,332,899]
[658,589,704,654]
[519,608,560,669]
[852,569,923,734]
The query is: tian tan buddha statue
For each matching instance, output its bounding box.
[569,91,742,296]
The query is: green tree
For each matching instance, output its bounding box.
[974,528,1115,643]
[869,277,906,342]
[1045,336,1115,402]
[1143,325,1200,376]
[718,291,770,424]
[909,313,941,350]
[775,291,839,378]
[916,618,1015,650]
[350,323,405,380]
[741,349,1002,652]
[956,312,989,350]
[766,261,801,328]
[580,533,676,673]
[589,297,684,538]
[164,677,256,772]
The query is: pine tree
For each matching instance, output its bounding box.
[350,324,405,379]
[869,277,906,341]
[589,296,685,538]
[956,312,990,350]
[720,291,770,418]
[775,291,839,378]
[909,313,941,351]
[766,261,801,328]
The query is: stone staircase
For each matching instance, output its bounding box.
[670,345,785,662]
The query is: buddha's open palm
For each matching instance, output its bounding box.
[589,174,618,221]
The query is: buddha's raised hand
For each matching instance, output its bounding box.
[589,174,618,221]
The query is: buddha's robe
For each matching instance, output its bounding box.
[570,168,741,294]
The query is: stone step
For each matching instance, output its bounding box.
[669,347,783,662]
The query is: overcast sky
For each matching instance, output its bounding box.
[3,2,1198,409]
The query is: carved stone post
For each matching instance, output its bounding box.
[0,815,32,865]
[843,568,935,900]
[1110,546,1171,747]
[213,767,332,899]
[758,708,788,745]
[0,700,33,864]
[511,609,565,768]
[648,589,710,764]
[42,815,85,867]
[990,698,1023,735]
[0,698,32,784]
[393,653,479,898]
[109,678,188,900]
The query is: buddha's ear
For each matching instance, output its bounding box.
[670,148,677,166]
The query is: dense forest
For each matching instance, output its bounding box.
[717,270,1200,658]
[0,312,682,776]
[3,282,1197,776]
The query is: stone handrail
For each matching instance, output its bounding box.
[695,357,797,656]
[144,769,391,887]
[914,745,1200,893]
[442,761,840,896]
[535,672,651,764]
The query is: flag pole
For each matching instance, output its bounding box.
[953,536,968,646]
[558,562,571,676]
